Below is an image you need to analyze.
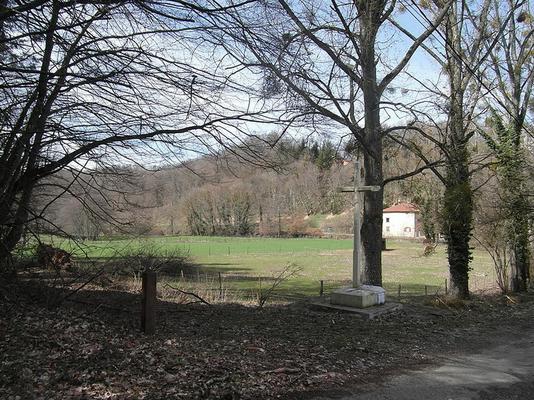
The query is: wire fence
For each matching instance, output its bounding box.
[152,267,501,305]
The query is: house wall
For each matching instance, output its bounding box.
[383,212,421,238]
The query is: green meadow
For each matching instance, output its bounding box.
[49,235,497,298]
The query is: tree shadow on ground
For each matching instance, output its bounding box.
[2,274,529,400]
[74,256,253,278]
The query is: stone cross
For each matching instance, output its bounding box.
[339,160,380,288]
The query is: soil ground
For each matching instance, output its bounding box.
[1,273,533,400]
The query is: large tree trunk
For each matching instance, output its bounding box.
[0,174,36,270]
[510,243,530,292]
[359,4,384,287]
[362,139,383,286]
[440,4,474,300]
[442,110,472,299]
[0,1,60,269]
[443,179,472,299]
[510,124,530,292]
[509,188,530,292]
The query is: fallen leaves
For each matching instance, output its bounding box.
[261,367,300,375]
[2,281,533,400]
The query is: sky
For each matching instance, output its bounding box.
[63,1,497,168]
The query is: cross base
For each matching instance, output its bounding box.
[330,285,386,309]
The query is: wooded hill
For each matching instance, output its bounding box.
[36,133,488,240]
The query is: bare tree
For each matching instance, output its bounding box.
[478,0,534,292]
[200,0,450,286]
[0,0,278,268]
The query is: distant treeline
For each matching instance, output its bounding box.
[37,135,447,239]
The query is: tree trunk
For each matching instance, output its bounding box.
[359,8,383,286]
[0,1,60,269]
[361,143,383,286]
[0,179,35,269]
[443,183,472,300]
[439,4,474,300]
[442,141,472,300]
[509,195,530,292]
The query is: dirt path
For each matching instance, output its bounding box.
[311,322,534,400]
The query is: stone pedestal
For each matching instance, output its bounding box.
[331,285,386,309]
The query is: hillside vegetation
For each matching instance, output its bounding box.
[38,136,445,240]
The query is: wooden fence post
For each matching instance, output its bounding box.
[218,272,223,299]
[141,270,157,335]
[320,280,324,297]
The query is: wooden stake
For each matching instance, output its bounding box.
[320,280,324,297]
[397,284,401,299]
[218,272,223,299]
[141,271,157,335]
[425,285,428,296]
[445,279,448,295]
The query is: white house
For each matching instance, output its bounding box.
[382,203,423,239]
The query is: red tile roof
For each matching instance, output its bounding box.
[383,203,420,213]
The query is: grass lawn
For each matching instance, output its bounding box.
[49,235,498,298]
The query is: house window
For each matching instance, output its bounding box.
[386,217,390,223]
[386,227,390,232]
[404,227,411,233]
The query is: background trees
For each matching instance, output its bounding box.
[38,137,352,238]
[183,184,254,236]
[478,0,534,292]
[388,0,531,298]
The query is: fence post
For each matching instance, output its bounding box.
[445,279,448,295]
[141,270,157,335]
[218,272,223,299]
[425,285,428,296]
[397,284,401,299]
[320,280,324,297]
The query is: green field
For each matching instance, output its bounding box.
[50,235,497,298]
